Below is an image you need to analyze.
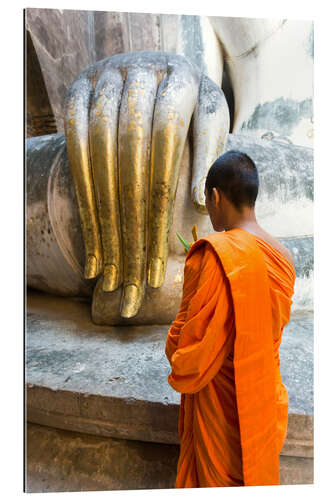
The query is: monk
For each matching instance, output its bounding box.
[165,150,296,487]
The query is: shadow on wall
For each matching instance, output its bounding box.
[26,30,57,137]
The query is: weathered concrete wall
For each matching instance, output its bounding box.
[25,423,313,492]
[26,423,179,492]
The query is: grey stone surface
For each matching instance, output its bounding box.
[279,456,313,485]
[26,291,313,453]
[25,8,96,133]
[26,423,179,492]
[280,413,313,458]
[25,422,312,493]
[240,97,313,140]
[26,292,177,405]
[227,133,313,203]
[279,312,314,415]
[25,30,57,137]
[26,133,93,297]
[26,292,313,412]
[281,236,313,278]
[93,11,129,59]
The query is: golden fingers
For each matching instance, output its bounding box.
[118,68,158,317]
[147,63,199,288]
[64,53,230,319]
[89,66,123,292]
[64,78,103,279]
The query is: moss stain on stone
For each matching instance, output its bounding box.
[241,97,313,137]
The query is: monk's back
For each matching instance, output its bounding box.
[240,225,295,269]
[202,229,295,485]
[253,234,296,341]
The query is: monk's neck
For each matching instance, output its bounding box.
[223,208,258,232]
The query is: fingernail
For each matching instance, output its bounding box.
[102,264,118,292]
[84,255,98,279]
[121,284,142,318]
[148,257,164,288]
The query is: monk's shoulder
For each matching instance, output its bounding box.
[273,240,295,268]
[188,238,216,259]
[256,231,295,268]
[199,231,230,249]
[186,238,220,272]
[184,239,206,275]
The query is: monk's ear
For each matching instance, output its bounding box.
[212,187,221,206]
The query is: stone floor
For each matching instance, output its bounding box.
[26,291,313,415]
[25,291,314,491]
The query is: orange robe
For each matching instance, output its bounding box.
[165,227,295,487]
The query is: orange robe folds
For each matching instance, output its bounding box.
[165,228,295,487]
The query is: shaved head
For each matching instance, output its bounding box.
[205,150,259,210]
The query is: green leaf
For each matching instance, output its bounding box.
[176,232,191,252]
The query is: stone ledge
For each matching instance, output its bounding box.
[26,423,179,492]
[27,387,179,445]
[26,423,313,492]
[27,390,313,458]
[26,291,313,458]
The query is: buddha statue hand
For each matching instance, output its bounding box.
[64,51,229,318]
